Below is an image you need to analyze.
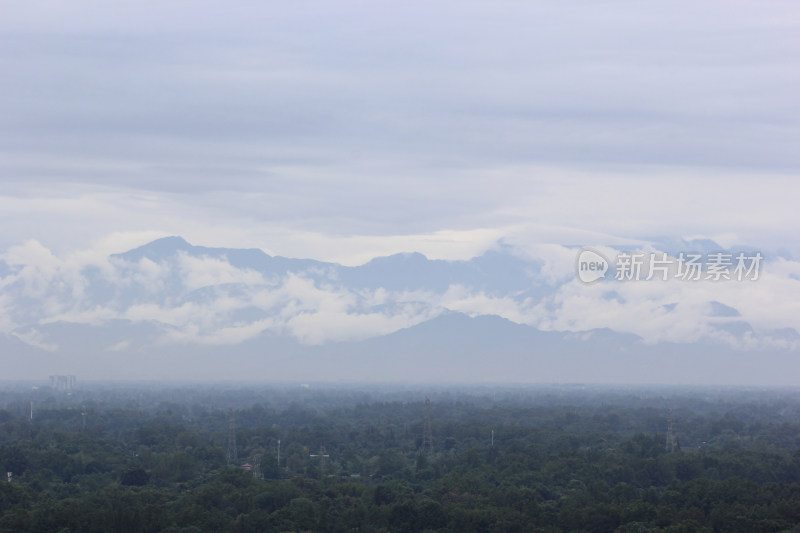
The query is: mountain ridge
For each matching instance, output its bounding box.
[2,236,797,384]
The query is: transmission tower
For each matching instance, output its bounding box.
[310,446,330,477]
[81,408,87,431]
[666,409,677,453]
[251,454,263,479]
[420,397,434,457]
[226,409,238,465]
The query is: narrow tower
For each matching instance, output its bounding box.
[420,397,434,457]
[226,409,238,464]
[310,446,330,477]
[251,454,263,479]
[666,409,677,453]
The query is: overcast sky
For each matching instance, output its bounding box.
[1,0,799,263]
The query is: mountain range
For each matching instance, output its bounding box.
[1,236,797,384]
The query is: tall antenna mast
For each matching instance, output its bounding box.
[226,409,238,464]
[420,397,434,457]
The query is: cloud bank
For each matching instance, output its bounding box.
[1,237,798,356]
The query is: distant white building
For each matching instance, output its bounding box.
[49,375,77,391]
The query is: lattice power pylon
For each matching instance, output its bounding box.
[310,446,330,477]
[251,454,263,479]
[226,409,238,465]
[666,409,677,453]
[420,397,434,457]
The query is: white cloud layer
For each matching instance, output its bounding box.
[1,239,798,353]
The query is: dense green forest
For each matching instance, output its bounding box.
[3,382,800,532]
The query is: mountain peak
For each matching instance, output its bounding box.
[363,251,429,266]
[112,236,192,262]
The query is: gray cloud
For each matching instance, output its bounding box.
[3,1,798,181]
[0,1,798,265]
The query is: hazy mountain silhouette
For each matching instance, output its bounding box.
[1,236,797,384]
